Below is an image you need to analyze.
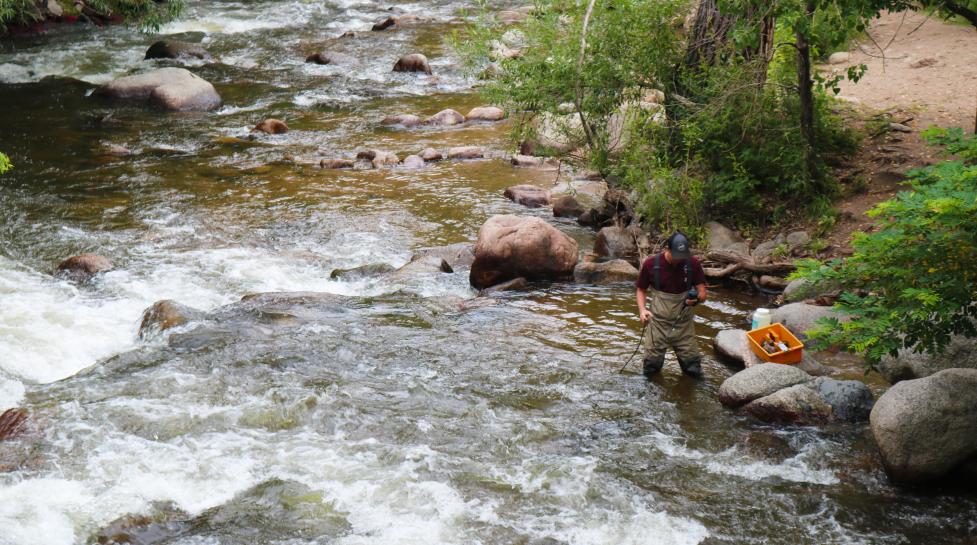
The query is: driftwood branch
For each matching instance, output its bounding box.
[703,250,796,278]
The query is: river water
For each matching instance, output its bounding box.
[0,1,974,544]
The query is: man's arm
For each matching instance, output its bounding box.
[636,287,652,323]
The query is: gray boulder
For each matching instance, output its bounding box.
[411,243,476,269]
[877,335,977,384]
[704,221,749,258]
[812,377,874,422]
[786,230,811,249]
[718,363,813,408]
[145,40,211,61]
[402,155,425,169]
[752,234,785,261]
[871,368,977,484]
[572,260,638,285]
[593,226,640,266]
[97,67,222,112]
[740,376,873,425]
[769,302,842,340]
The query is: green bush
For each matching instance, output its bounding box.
[1,0,183,31]
[795,127,977,367]
[0,152,11,175]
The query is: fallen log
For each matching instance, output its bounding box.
[703,250,796,276]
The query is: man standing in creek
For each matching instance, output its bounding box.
[636,232,708,379]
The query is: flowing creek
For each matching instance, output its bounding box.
[0,1,975,543]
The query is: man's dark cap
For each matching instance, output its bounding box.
[667,232,692,259]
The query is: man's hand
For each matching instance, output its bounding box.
[639,309,652,324]
[685,297,699,307]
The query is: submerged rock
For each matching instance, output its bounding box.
[305,51,358,66]
[55,253,114,282]
[0,409,29,442]
[481,277,528,295]
[330,263,395,280]
[572,260,638,285]
[393,53,432,75]
[470,215,578,289]
[138,300,203,339]
[386,255,453,282]
[253,118,289,134]
[411,242,476,269]
[503,185,550,208]
[320,159,355,169]
[97,67,222,112]
[871,368,977,484]
[145,40,212,61]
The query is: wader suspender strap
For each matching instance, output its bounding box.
[653,254,692,292]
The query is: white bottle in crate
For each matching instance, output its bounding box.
[751,308,771,331]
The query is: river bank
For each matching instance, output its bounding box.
[1,1,976,543]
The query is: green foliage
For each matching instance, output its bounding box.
[0,0,183,32]
[0,152,11,175]
[795,128,977,366]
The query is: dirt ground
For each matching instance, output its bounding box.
[818,10,977,253]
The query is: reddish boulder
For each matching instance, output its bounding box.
[253,118,289,134]
[420,148,443,162]
[552,195,585,218]
[320,159,355,169]
[393,53,432,75]
[55,253,114,282]
[381,114,422,127]
[470,215,578,289]
[305,51,358,66]
[465,106,506,122]
[0,409,28,441]
[447,146,484,160]
[503,185,551,208]
[422,109,465,127]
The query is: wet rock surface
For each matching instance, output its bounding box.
[145,40,212,61]
[572,260,638,285]
[470,215,579,289]
[871,369,977,484]
[503,185,551,208]
[97,67,222,111]
[55,253,114,281]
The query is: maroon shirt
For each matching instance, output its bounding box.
[635,254,706,294]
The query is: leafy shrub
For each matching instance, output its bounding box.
[0,152,11,174]
[795,127,977,366]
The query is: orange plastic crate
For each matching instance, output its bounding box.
[746,323,804,364]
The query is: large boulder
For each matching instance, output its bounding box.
[533,113,585,153]
[393,53,432,75]
[738,376,873,425]
[593,225,640,266]
[871,369,977,484]
[145,40,211,61]
[138,300,202,339]
[97,67,222,112]
[422,109,465,127]
[577,188,633,230]
[305,51,358,66]
[876,335,977,384]
[718,363,813,408]
[411,243,475,269]
[469,215,579,289]
[704,221,750,258]
[503,185,551,208]
[55,253,114,282]
[769,303,842,340]
[572,260,638,285]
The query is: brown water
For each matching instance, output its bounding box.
[0,2,974,544]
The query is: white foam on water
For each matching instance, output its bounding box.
[647,431,840,485]
[0,478,93,545]
[0,42,145,84]
[0,376,25,411]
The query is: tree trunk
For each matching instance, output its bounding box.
[796,1,817,180]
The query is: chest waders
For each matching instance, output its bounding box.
[642,255,703,378]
